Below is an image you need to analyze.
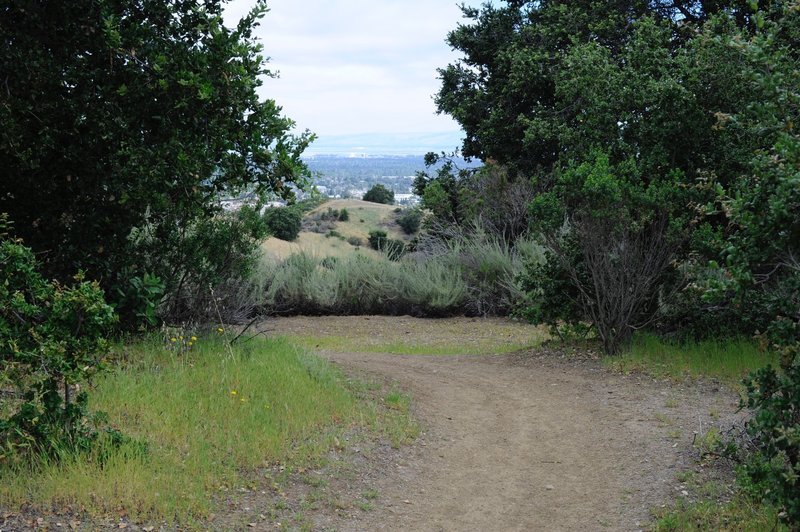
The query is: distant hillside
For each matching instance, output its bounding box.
[261,199,412,261]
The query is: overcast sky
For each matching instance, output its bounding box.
[222,1,486,153]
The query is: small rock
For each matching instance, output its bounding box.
[142,527,155,532]
[248,523,257,528]
[403,499,412,504]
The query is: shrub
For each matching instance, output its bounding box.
[263,206,302,241]
[740,344,800,525]
[347,236,363,247]
[338,208,350,222]
[363,184,395,205]
[0,224,118,461]
[368,230,388,251]
[256,226,540,317]
[397,208,422,235]
[133,207,270,324]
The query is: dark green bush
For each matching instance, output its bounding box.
[368,230,388,251]
[740,345,800,525]
[0,224,118,461]
[338,208,350,222]
[397,208,422,235]
[363,184,395,205]
[263,207,302,241]
[347,236,363,247]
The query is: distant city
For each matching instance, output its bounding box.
[302,153,480,205]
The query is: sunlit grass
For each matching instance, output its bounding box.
[652,494,787,531]
[0,336,383,524]
[291,334,543,356]
[606,334,780,387]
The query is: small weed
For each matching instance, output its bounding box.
[357,501,374,511]
[693,427,722,454]
[667,429,682,440]
[655,413,675,425]
[664,398,679,408]
[302,474,329,488]
[384,390,406,410]
[361,489,379,500]
[274,499,289,510]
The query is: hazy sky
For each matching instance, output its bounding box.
[222,1,485,151]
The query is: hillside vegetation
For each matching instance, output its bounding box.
[261,199,409,260]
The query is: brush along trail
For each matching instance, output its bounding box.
[263,316,743,531]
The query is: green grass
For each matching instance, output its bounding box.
[290,335,538,356]
[0,335,404,524]
[606,334,780,387]
[652,494,787,531]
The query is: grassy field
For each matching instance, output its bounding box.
[0,334,415,525]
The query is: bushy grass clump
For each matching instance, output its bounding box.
[258,230,541,317]
[0,336,366,523]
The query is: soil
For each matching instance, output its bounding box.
[0,316,745,531]
[258,316,745,532]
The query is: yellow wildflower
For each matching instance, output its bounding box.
[230,390,237,396]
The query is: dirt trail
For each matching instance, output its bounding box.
[255,316,738,531]
[265,316,743,532]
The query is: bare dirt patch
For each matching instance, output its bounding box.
[262,316,744,531]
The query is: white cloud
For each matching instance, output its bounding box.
[223,0,481,139]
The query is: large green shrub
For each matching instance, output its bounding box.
[0,223,117,460]
[362,184,395,205]
[264,207,302,242]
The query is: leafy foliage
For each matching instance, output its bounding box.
[0,223,117,461]
[740,348,800,525]
[362,184,395,205]
[0,0,312,328]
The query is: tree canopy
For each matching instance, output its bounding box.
[0,0,313,324]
